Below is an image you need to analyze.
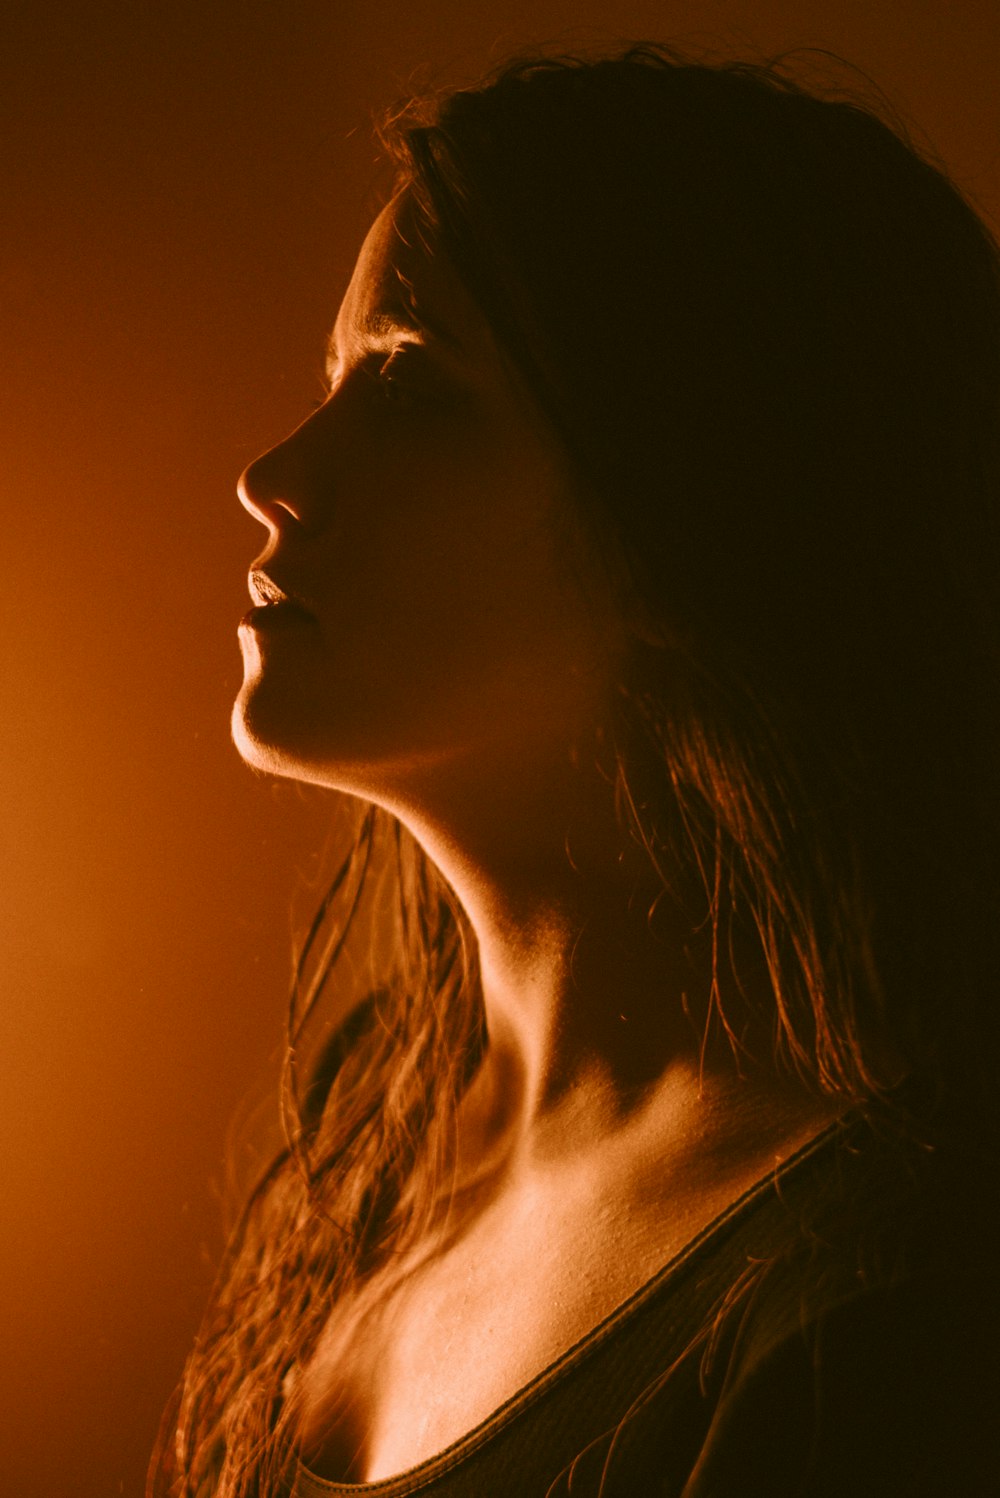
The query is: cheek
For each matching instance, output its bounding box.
[235,396,610,773]
[318,490,555,731]
[328,407,572,661]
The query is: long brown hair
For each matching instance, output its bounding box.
[151,44,1000,1495]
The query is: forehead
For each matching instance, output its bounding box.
[332,192,483,353]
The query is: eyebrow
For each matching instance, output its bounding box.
[326,306,420,361]
[325,273,461,371]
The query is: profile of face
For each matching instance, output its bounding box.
[233,194,620,809]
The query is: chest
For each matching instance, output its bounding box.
[295,1175,713,1484]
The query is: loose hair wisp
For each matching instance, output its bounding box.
[152,45,1000,1495]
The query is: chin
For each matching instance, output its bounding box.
[231,676,381,795]
[231,632,331,779]
[232,691,291,776]
[230,674,319,782]
[231,649,470,798]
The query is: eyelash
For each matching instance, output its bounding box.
[313,348,417,411]
[370,348,413,402]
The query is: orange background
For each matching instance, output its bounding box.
[2,2,996,1493]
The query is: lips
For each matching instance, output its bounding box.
[248,568,313,615]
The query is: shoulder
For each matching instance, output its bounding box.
[590,1124,998,1498]
[682,1126,997,1498]
[680,1259,996,1497]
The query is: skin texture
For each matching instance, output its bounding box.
[234,194,617,793]
[234,195,841,1481]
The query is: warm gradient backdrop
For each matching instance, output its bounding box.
[2,1,997,1493]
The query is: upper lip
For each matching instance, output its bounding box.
[248,568,312,612]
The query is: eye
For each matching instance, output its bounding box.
[311,345,426,414]
[369,346,419,404]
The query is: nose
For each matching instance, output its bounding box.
[237,436,308,531]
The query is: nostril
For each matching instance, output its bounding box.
[237,453,305,529]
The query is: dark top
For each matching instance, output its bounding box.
[291,1116,995,1497]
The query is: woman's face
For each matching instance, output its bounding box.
[233,193,620,804]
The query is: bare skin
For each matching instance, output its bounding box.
[235,194,842,1482]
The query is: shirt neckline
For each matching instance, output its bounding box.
[294,1115,852,1495]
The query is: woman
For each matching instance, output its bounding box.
[153,44,999,1496]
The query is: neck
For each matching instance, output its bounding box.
[370,744,834,1178]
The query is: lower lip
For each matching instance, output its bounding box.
[239,603,315,631]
